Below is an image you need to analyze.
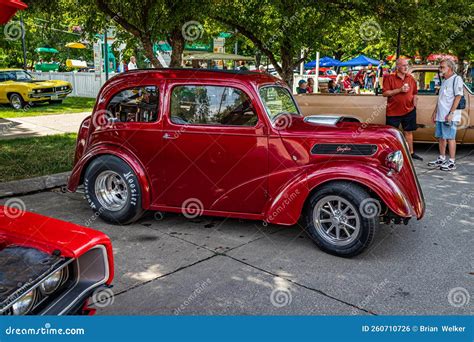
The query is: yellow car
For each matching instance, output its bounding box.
[0,69,72,109]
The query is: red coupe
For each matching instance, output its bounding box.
[68,69,424,257]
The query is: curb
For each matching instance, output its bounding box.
[0,172,71,199]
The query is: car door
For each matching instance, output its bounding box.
[156,81,268,214]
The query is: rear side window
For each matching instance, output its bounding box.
[170,85,257,126]
[106,86,158,122]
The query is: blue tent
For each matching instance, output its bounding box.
[338,55,380,67]
[304,56,340,68]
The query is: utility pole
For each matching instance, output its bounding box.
[20,13,27,70]
[104,28,109,81]
[396,27,402,59]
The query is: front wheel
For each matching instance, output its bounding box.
[9,93,25,109]
[84,155,143,224]
[303,182,379,257]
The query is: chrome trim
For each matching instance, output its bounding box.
[29,90,72,99]
[40,245,110,315]
[0,259,73,315]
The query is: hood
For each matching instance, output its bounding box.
[0,206,111,259]
[277,114,399,141]
[8,79,70,88]
[274,114,406,167]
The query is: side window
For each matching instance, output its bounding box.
[106,86,158,122]
[411,71,440,95]
[170,85,257,126]
[0,73,6,82]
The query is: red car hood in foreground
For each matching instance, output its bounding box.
[0,206,113,277]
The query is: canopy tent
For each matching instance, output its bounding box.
[338,55,380,67]
[35,47,59,53]
[65,42,86,49]
[427,53,458,61]
[386,54,411,61]
[304,56,341,68]
[183,52,254,61]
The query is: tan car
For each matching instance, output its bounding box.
[295,65,473,143]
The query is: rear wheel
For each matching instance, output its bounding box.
[304,182,378,257]
[9,93,24,110]
[84,155,143,224]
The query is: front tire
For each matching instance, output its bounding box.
[84,155,143,224]
[303,182,378,257]
[9,93,25,110]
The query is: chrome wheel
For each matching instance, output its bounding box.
[94,170,128,211]
[313,195,360,247]
[10,94,23,109]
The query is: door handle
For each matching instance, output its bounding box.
[163,132,179,140]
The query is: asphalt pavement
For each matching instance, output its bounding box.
[1,143,472,315]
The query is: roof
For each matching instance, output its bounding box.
[107,68,281,85]
[183,52,254,61]
[0,68,23,71]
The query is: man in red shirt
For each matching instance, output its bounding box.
[383,58,423,161]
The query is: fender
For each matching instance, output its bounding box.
[265,161,417,226]
[67,143,152,210]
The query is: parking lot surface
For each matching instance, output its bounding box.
[1,144,472,315]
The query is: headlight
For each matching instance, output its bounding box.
[12,289,37,315]
[386,150,403,173]
[39,268,67,295]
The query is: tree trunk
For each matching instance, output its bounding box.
[280,45,295,87]
[168,26,185,68]
[141,35,162,68]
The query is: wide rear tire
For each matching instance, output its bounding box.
[84,155,143,224]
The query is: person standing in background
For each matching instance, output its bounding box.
[427,59,463,171]
[383,58,423,161]
[128,56,138,70]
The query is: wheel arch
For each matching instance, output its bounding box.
[72,146,152,210]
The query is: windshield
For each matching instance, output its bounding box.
[0,70,33,82]
[259,86,300,121]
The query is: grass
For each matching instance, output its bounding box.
[0,96,95,118]
[0,133,77,182]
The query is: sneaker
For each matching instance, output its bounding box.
[411,153,423,161]
[440,160,456,171]
[427,156,445,168]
